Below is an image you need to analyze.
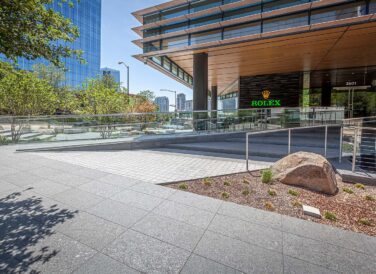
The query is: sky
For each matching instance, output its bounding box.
[100,0,193,109]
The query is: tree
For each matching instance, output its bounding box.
[0,62,57,142]
[0,0,82,67]
[33,63,66,89]
[80,78,128,138]
[33,63,79,114]
[138,90,155,102]
[101,74,119,90]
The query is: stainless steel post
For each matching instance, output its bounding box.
[246,133,249,171]
[352,127,358,172]
[339,125,343,163]
[324,125,328,157]
[288,129,291,155]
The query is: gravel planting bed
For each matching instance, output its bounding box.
[167,171,376,236]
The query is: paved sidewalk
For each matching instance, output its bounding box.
[31,148,268,184]
[0,147,375,273]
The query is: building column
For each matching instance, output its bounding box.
[321,82,332,107]
[193,53,208,111]
[211,86,218,111]
[193,53,208,130]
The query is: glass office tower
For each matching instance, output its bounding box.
[4,0,101,88]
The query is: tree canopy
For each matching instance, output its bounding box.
[0,0,82,67]
[0,62,57,116]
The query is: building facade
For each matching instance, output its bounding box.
[185,100,193,111]
[177,93,187,110]
[101,67,121,88]
[2,0,101,88]
[132,0,376,118]
[155,96,170,112]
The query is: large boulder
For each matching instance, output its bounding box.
[271,151,338,195]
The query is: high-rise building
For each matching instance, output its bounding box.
[101,67,121,88]
[132,0,376,118]
[2,0,101,88]
[154,96,169,112]
[185,100,193,111]
[176,93,186,111]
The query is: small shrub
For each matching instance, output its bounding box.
[343,187,354,194]
[221,192,229,199]
[264,202,275,211]
[242,179,250,185]
[268,189,277,196]
[223,181,231,186]
[354,183,365,190]
[292,200,302,207]
[242,189,250,196]
[324,211,337,221]
[365,195,375,201]
[0,135,9,145]
[288,189,299,197]
[358,218,374,227]
[203,177,212,186]
[261,169,273,184]
[178,183,188,190]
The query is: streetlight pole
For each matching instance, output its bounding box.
[118,61,129,95]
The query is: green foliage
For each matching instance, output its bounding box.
[264,202,275,211]
[268,189,277,196]
[324,211,337,221]
[0,62,57,142]
[178,183,188,190]
[242,189,250,196]
[358,218,374,227]
[354,183,365,190]
[138,90,155,102]
[80,78,127,115]
[221,192,229,199]
[223,181,231,186]
[0,135,10,145]
[288,189,299,197]
[0,62,56,115]
[79,78,129,138]
[343,187,354,194]
[261,169,273,184]
[32,64,78,113]
[291,200,302,207]
[365,195,375,201]
[203,177,212,186]
[0,0,82,67]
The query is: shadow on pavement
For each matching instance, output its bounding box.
[0,189,78,273]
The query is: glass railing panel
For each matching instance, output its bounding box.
[0,107,346,145]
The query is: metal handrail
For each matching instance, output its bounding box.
[0,106,345,120]
[245,124,336,171]
[346,126,376,172]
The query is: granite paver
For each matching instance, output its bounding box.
[0,146,374,273]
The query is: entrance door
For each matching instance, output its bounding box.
[331,86,374,118]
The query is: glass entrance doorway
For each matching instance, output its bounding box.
[331,86,375,118]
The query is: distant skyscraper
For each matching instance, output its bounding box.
[1,0,101,88]
[177,93,186,111]
[185,100,193,111]
[155,96,169,112]
[101,67,120,88]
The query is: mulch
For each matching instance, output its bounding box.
[167,171,376,236]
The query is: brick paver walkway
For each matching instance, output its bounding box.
[0,146,375,273]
